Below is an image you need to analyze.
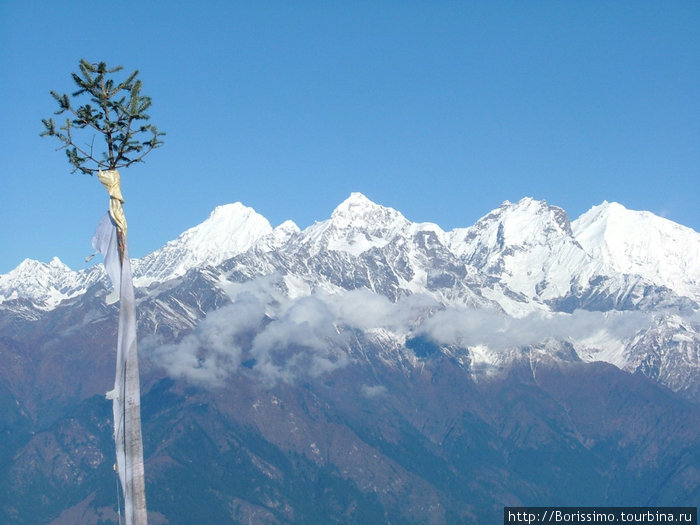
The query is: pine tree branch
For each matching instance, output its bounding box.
[64,124,109,172]
[42,59,164,174]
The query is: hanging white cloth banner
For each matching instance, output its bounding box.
[93,169,148,525]
[92,213,121,305]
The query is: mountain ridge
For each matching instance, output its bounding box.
[3,192,697,402]
[2,193,698,309]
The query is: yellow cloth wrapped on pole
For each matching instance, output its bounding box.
[98,169,128,237]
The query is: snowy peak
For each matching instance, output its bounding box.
[133,202,274,285]
[487,197,573,246]
[254,220,301,253]
[299,193,412,256]
[196,203,273,246]
[448,198,577,260]
[12,256,71,277]
[332,192,387,217]
[331,191,375,216]
[1,258,73,296]
[445,198,602,304]
[271,220,301,241]
[198,202,272,248]
[0,257,97,310]
[330,192,409,232]
[573,201,700,302]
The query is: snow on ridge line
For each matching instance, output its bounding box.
[2,194,700,309]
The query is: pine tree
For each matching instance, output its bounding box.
[41,59,164,175]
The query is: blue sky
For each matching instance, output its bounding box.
[1,1,698,273]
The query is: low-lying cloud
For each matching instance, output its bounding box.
[419,308,651,351]
[148,274,659,387]
[151,289,267,386]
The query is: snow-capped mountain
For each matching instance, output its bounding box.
[0,257,99,312]
[446,197,602,312]
[132,202,292,286]
[298,192,412,256]
[262,192,489,306]
[1,193,698,398]
[3,194,696,313]
[293,192,445,258]
[0,203,296,309]
[572,201,700,303]
[445,197,694,314]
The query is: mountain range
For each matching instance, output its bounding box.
[1,193,698,523]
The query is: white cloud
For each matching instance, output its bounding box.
[322,288,438,332]
[419,307,651,351]
[150,290,268,386]
[151,277,357,386]
[148,274,657,388]
[361,384,387,398]
[249,295,350,385]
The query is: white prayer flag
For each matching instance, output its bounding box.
[92,171,148,525]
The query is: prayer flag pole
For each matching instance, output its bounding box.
[97,169,147,524]
[42,59,164,525]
